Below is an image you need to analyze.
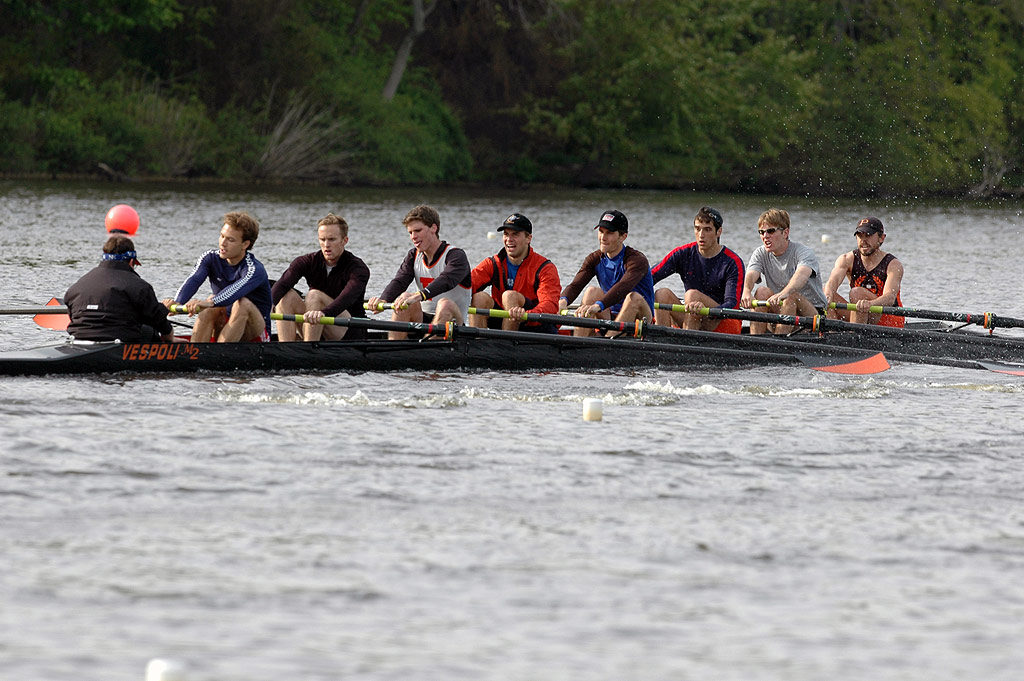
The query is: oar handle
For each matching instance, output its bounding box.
[468,307,645,337]
[168,303,211,315]
[362,302,408,311]
[468,307,535,321]
[271,312,454,337]
[272,312,351,326]
[829,302,887,314]
[658,302,772,321]
[657,302,835,330]
[751,300,782,308]
[826,302,1024,329]
[653,302,715,315]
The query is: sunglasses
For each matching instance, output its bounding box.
[758,227,784,236]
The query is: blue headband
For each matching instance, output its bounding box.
[102,251,138,261]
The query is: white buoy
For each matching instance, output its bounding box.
[486,231,499,239]
[146,658,188,681]
[820,234,832,244]
[582,397,604,421]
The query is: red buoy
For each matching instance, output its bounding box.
[105,204,140,235]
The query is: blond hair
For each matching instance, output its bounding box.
[758,208,790,231]
[317,212,349,239]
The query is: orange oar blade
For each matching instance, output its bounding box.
[33,297,70,331]
[801,351,890,375]
[976,361,1024,376]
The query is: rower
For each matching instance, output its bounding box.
[366,204,472,340]
[272,213,371,341]
[740,208,827,334]
[163,211,273,343]
[823,217,905,327]
[651,205,745,333]
[468,213,561,332]
[65,235,174,343]
[558,209,655,337]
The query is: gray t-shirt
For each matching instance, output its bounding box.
[748,240,827,308]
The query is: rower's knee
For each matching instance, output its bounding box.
[655,287,679,304]
[500,290,525,309]
[275,290,303,317]
[432,299,464,323]
[849,287,873,303]
[304,289,332,310]
[581,286,603,304]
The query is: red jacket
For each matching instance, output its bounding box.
[471,247,561,315]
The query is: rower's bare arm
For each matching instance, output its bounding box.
[740,269,761,308]
[777,265,813,301]
[824,253,852,301]
[876,259,905,307]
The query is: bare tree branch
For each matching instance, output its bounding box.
[381,0,438,101]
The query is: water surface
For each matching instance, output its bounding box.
[1,181,1023,680]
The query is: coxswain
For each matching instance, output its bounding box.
[65,235,173,342]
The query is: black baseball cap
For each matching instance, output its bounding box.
[594,209,628,232]
[498,213,532,234]
[854,217,884,235]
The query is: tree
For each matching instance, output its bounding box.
[382,0,437,100]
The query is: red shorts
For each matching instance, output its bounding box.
[712,318,742,334]
[878,314,905,328]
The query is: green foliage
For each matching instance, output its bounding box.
[348,76,473,184]
[787,0,1023,195]
[0,0,1020,194]
[0,97,38,172]
[521,0,821,188]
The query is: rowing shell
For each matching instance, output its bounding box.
[0,327,881,376]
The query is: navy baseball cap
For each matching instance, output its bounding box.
[697,206,724,229]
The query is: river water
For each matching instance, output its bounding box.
[2,180,1023,680]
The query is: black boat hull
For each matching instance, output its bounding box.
[0,334,798,376]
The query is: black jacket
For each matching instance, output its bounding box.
[65,261,173,341]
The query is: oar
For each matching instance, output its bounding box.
[1,306,69,315]
[828,302,1024,329]
[469,306,646,337]
[31,299,191,332]
[275,312,888,372]
[467,307,889,374]
[33,297,71,331]
[271,312,453,337]
[657,305,1024,375]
